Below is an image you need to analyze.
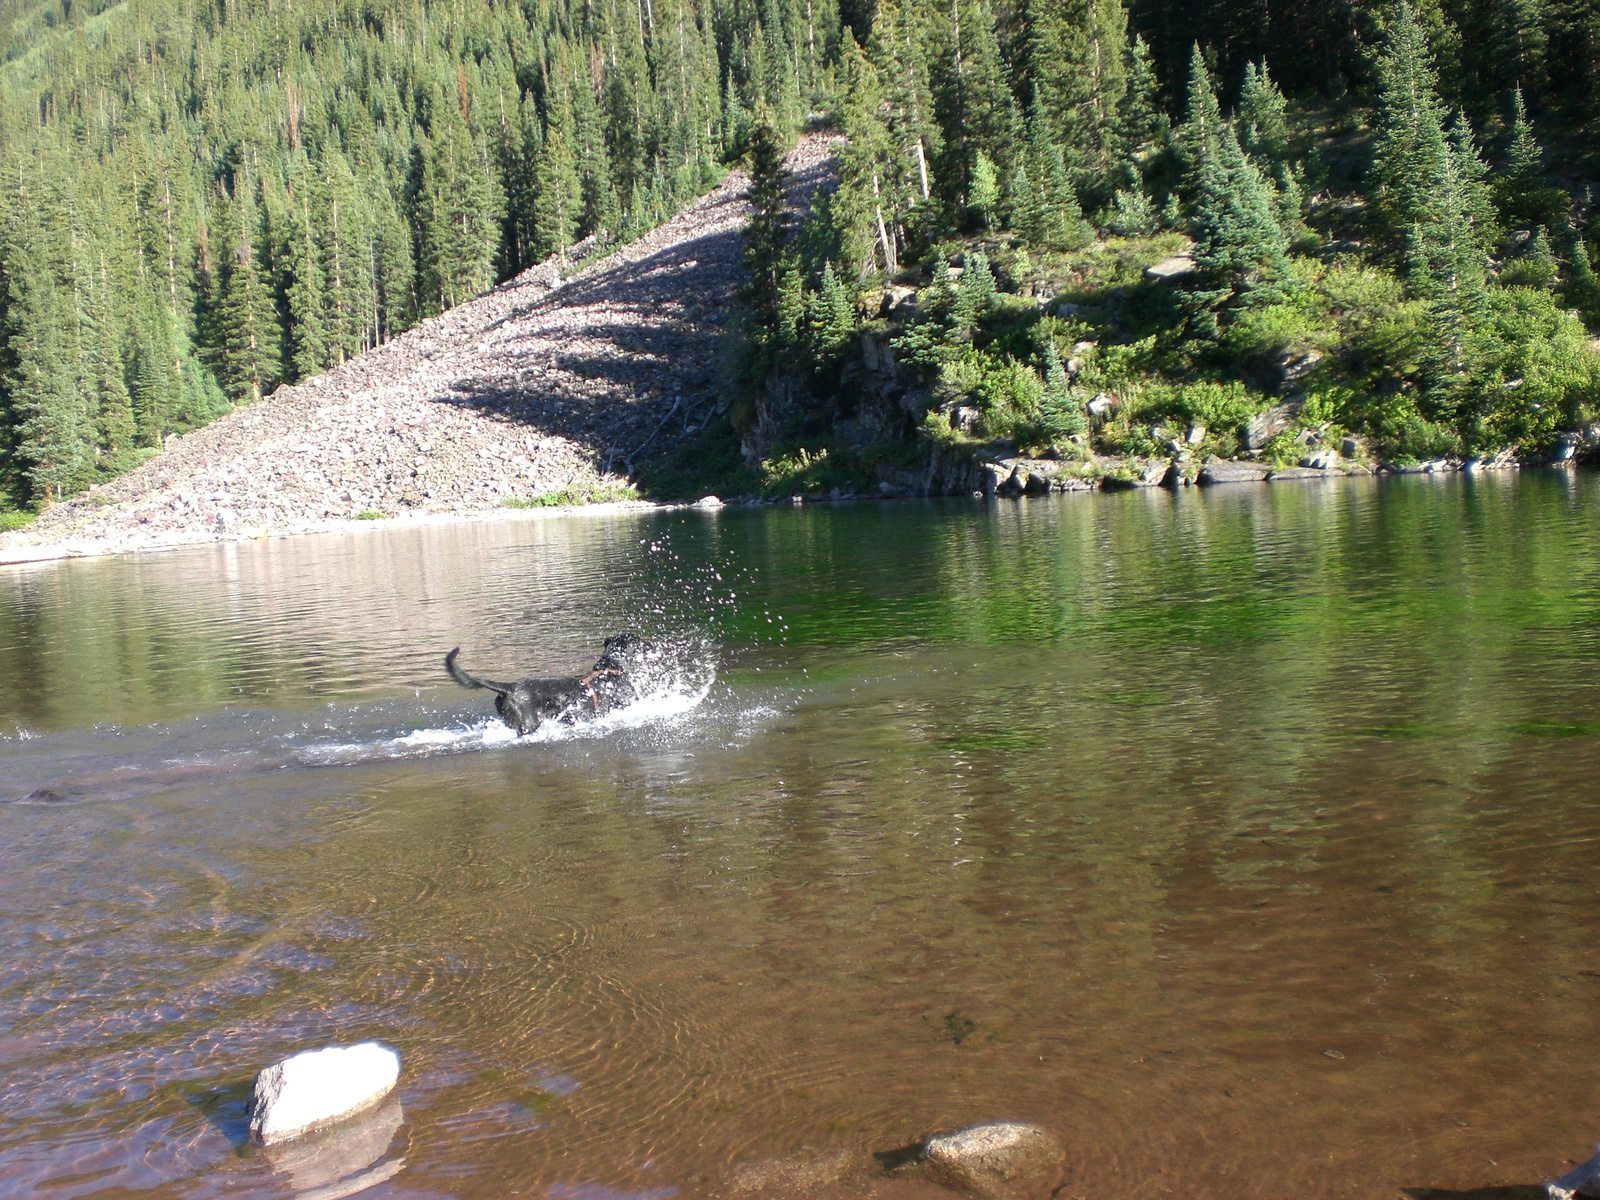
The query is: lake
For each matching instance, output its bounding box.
[3,473,1600,1200]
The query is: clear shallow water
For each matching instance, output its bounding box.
[3,476,1600,1200]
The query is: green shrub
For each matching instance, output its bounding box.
[0,509,35,532]
[502,482,641,508]
[355,510,388,520]
[940,349,1045,439]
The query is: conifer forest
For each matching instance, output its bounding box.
[4,0,1600,510]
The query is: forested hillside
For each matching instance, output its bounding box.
[729,0,1600,490]
[0,0,840,512]
[4,0,1599,517]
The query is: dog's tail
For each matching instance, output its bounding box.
[444,648,515,696]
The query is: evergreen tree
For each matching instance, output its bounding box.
[1238,61,1290,167]
[535,130,584,267]
[807,261,858,360]
[1496,87,1564,229]
[1117,34,1167,154]
[1190,124,1289,320]
[1040,340,1085,438]
[217,213,279,406]
[0,205,82,504]
[741,119,793,336]
[1562,223,1600,325]
[1369,1,1451,249]
[1024,0,1130,183]
[1177,43,1222,188]
[283,180,328,381]
[1409,122,1490,404]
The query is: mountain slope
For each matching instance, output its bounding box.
[1,136,838,562]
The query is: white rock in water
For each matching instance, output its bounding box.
[249,1042,401,1145]
[693,494,724,509]
[921,1122,1066,1200]
[1549,1145,1600,1199]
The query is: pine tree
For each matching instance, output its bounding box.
[1496,87,1562,230]
[1177,43,1222,185]
[0,205,83,504]
[1190,124,1289,317]
[1409,125,1490,405]
[1562,223,1600,325]
[1369,1,1451,249]
[1040,340,1085,438]
[1023,0,1129,183]
[741,119,793,336]
[218,216,278,405]
[89,274,135,472]
[1238,61,1290,167]
[1117,34,1167,154]
[535,131,584,266]
[807,260,857,360]
[284,179,328,380]
[930,0,1021,214]
[834,33,901,278]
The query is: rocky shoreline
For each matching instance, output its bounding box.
[2,120,1591,568]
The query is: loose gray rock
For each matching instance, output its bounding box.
[1186,422,1206,445]
[920,1122,1067,1200]
[1086,392,1115,421]
[1140,459,1172,486]
[1244,399,1304,450]
[1198,456,1271,485]
[1276,349,1324,390]
[249,1042,401,1145]
[980,462,1011,496]
[1268,466,1336,481]
[1144,254,1197,282]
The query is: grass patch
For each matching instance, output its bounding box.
[0,509,36,532]
[500,481,641,508]
[354,510,388,520]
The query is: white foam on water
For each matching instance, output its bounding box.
[292,639,720,765]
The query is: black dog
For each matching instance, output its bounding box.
[444,634,649,735]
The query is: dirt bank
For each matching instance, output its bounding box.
[0,136,840,566]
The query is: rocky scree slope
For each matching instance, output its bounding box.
[4,137,840,558]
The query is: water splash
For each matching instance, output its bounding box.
[293,635,719,764]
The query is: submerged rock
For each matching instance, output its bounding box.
[728,1147,854,1193]
[249,1042,402,1145]
[920,1122,1067,1200]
